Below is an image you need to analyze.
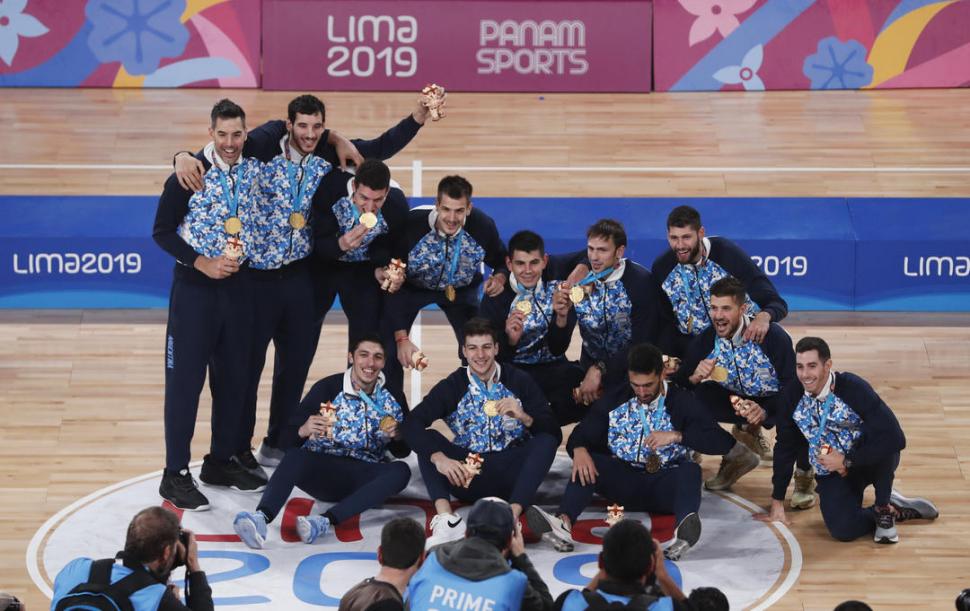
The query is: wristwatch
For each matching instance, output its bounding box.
[843,456,853,470]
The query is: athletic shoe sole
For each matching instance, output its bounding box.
[234,516,265,549]
[525,506,574,552]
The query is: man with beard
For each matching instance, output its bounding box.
[153,99,266,512]
[232,335,410,548]
[675,277,795,491]
[528,343,732,560]
[652,205,787,358]
[50,507,213,610]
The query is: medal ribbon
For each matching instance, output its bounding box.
[354,383,388,417]
[285,161,309,217]
[810,391,837,450]
[471,371,499,403]
[577,267,614,289]
[444,232,463,287]
[217,168,240,219]
[637,395,667,458]
[676,264,708,327]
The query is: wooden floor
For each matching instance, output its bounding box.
[1,88,970,610]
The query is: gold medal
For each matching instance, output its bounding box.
[224,216,242,235]
[288,211,306,229]
[687,315,694,334]
[359,212,378,229]
[379,416,396,433]
[710,366,729,382]
[645,454,662,474]
[483,400,498,417]
[515,300,532,315]
[569,285,585,304]
[445,284,456,302]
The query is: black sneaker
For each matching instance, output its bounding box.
[160,468,210,511]
[235,449,269,485]
[890,490,939,522]
[199,454,267,492]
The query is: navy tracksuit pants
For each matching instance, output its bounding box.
[163,265,252,471]
[557,453,702,525]
[314,261,385,350]
[694,382,811,469]
[516,361,586,425]
[382,284,479,408]
[257,447,411,524]
[417,433,559,509]
[241,259,317,453]
[817,451,899,541]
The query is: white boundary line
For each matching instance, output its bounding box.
[26,464,198,599]
[409,159,424,403]
[717,491,803,611]
[2,163,969,173]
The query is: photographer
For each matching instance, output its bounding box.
[50,506,213,611]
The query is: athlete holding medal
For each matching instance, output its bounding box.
[526,344,730,560]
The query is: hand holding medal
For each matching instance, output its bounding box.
[462,452,483,487]
[223,236,245,262]
[605,503,625,526]
[410,350,429,371]
[381,258,407,292]
[662,355,681,379]
[379,415,399,439]
[318,402,337,440]
[359,212,378,229]
[420,84,447,121]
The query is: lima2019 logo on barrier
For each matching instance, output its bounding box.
[29,456,801,609]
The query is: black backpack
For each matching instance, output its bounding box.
[582,589,659,611]
[53,556,160,611]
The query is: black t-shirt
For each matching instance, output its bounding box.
[338,578,402,611]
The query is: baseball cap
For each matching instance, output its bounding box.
[466,497,515,542]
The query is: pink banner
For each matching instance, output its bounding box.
[262,0,652,92]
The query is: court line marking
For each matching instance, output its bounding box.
[2,163,969,173]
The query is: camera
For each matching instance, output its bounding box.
[172,528,190,568]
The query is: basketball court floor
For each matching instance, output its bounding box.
[1,88,969,609]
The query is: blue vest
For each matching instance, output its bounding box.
[559,589,673,611]
[406,553,526,611]
[50,557,167,611]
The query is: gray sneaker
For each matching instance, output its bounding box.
[256,440,285,467]
[525,506,574,552]
[890,490,939,521]
[664,512,701,560]
[704,445,760,491]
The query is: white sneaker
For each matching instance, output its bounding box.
[525,506,574,552]
[426,513,465,550]
[256,440,285,467]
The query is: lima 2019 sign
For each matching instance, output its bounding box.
[29,456,800,609]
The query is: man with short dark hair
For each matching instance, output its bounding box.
[313,158,410,347]
[528,344,732,559]
[687,587,729,611]
[385,177,509,403]
[653,205,788,357]
[50,507,213,611]
[153,99,266,510]
[339,518,426,611]
[480,230,587,424]
[549,219,661,407]
[403,318,560,549]
[553,519,687,611]
[406,497,553,611]
[676,276,795,492]
[232,335,410,549]
[757,336,938,543]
